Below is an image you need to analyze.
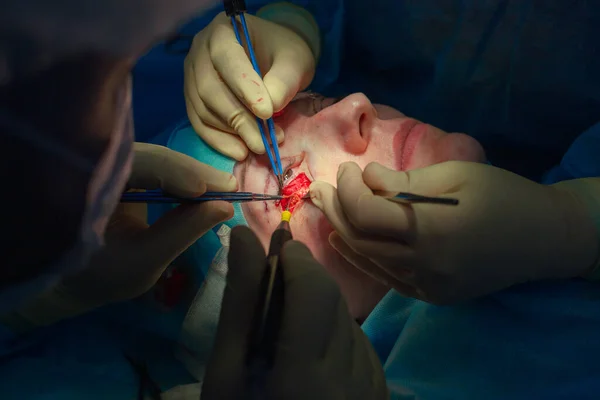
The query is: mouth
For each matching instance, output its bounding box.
[396,119,424,170]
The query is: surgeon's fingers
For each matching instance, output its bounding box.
[274,240,353,367]
[328,232,416,295]
[310,180,409,250]
[185,97,249,161]
[129,143,238,196]
[311,180,414,274]
[335,162,413,238]
[363,161,466,196]
[203,226,267,398]
[132,201,234,282]
[193,48,267,155]
[209,22,274,119]
[184,57,239,133]
[263,45,315,112]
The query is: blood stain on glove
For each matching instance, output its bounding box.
[276,172,311,213]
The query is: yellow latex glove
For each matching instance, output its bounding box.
[1,143,236,332]
[309,161,600,305]
[202,226,389,399]
[184,5,318,160]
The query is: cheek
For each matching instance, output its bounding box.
[436,133,486,163]
[409,132,486,169]
[290,208,332,263]
[292,209,389,319]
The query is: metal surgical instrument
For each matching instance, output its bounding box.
[120,191,284,204]
[384,192,459,206]
[300,192,459,205]
[224,0,285,189]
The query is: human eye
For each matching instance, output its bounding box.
[280,153,305,184]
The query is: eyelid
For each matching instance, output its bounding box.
[311,95,326,114]
[281,153,305,181]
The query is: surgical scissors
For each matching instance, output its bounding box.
[224,0,285,189]
[120,190,283,204]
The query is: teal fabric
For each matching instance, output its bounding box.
[149,120,248,278]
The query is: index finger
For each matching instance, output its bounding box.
[209,20,274,120]
[336,162,410,237]
[276,241,349,362]
[129,143,237,196]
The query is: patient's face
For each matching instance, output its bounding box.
[234,93,485,319]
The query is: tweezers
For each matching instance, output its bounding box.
[225,0,285,189]
[299,192,459,205]
[384,192,459,206]
[120,191,283,204]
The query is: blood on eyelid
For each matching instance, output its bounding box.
[276,172,311,212]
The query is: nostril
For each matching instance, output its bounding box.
[358,114,367,137]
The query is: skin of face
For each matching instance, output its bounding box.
[234,92,486,320]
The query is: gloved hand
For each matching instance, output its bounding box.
[201,226,388,400]
[184,11,316,160]
[1,143,236,332]
[309,161,599,305]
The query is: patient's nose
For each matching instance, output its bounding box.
[331,93,376,154]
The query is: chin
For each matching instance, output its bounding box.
[293,207,389,321]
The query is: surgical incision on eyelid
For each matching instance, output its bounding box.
[276,172,312,213]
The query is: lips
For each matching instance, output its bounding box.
[395,118,424,170]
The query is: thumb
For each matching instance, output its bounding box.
[263,49,315,112]
[130,143,238,196]
[132,201,234,273]
[363,161,466,196]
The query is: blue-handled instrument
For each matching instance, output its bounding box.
[120,190,283,204]
[224,0,285,189]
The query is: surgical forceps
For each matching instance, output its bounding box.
[300,192,460,205]
[224,0,285,189]
[384,192,459,206]
[120,190,284,204]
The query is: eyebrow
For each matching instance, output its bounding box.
[289,92,347,105]
[330,95,346,104]
[288,93,348,115]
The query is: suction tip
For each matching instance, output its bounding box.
[281,210,292,222]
